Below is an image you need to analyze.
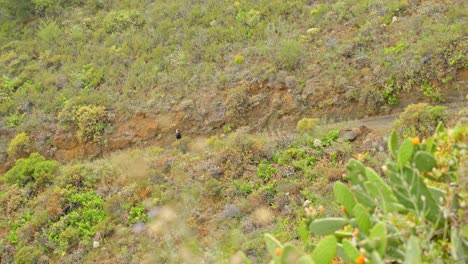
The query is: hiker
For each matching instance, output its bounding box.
[176,129,182,140]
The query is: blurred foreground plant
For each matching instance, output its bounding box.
[264,123,467,263]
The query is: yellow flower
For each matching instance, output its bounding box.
[411,137,420,145]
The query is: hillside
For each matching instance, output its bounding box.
[0,0,467,263]
[0,0,467,168]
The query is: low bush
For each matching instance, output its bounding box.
[205,178,223,198]
[48,190,106,247]
[14,245,42,264]
[226,86,251,119]
[296,118,319,135]
[128,204,148,224]
[102,10,145,33]
[257,161,277,181]
[7,132,30,159]
[4,153,59,192]
[76,105,109,142]
[393,103,447,138]
[274,40,304,71]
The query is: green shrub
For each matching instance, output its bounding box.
[234,55,245,64]
[264,124,467,263]
[257,161,277,181]
[77,64,104,90]
[233,180,253,196]
[49,190,106,243]
[37,19,61,46]
[57,99,80,130]
[14,245,42,264]
[7,132,30,159]
[320,130,339,146]
[296,118,319,134]
[102,10,145,33]
[4,153,59,191]
[393,103,447,138]
[226,86,251,119]
[236,9,261,27]
[277,148,315,171]
[258,181,277,204]
[128,204,148,224]
[7,217,25,244]
[59,164,97,189]
[76,105,109,142]
[420,81,444,102]
[205,178,223,198]
[0,75,17,114]
[33,0,61,16]
[5,111,26,128]
[274,40,304,71]
[58,226,80,252]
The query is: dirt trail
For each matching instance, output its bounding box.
[330,101,467,133]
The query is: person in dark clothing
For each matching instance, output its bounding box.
[175,129,182,140]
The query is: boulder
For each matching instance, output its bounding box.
[339,126,370,142]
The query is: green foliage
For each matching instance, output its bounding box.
[233,180,252,196]
[234,55,245,64]
[265,124,468,263]
[37,19,61,46]
[7,132,30,158]
[320,130,339,146]
[58,226,80,252]
[49,190,106,243]
[393,103,447,138]
[383,40,405,55]
[5,111,26,128]
[257,161,277,181]
[102,10,145,33]
[420,81,444,102]
[77,64,105,90]
[4,153,59,191]
[236,9,261,28]
[128,204,148,224]
[205,178,223,197]
[14,245,42,264]
[311,235,336,264]
[274,40,304,71]
[383,77,400,105]
[33,0,61,16]
[296,118,319,134]
[6,212,31,244]
[309,218,348,235]
[76,105,109,142]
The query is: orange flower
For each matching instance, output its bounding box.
[275,248,282,256]
[411,137,420,145]
[341,206,347,213]
[318,205,325,212]
[355,254,365,264]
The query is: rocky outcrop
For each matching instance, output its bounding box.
[339,126,371,142]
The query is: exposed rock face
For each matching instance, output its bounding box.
[51,112,159,162]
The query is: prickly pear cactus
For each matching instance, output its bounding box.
[264,124,467,263]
